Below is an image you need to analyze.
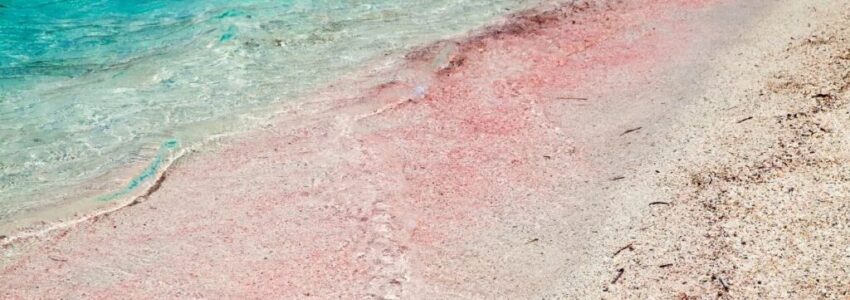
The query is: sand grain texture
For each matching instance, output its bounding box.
[2,0,849,299]
[605,1,850,298]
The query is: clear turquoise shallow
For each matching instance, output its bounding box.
[0,1,539,221]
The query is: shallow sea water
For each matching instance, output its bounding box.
[0,0,540,221]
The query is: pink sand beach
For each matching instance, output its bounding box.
[3,0,850,298]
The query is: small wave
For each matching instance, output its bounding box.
[98,138,180,202]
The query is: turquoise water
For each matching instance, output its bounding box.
[0,1,539,221]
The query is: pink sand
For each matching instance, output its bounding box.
[1,0,734,298]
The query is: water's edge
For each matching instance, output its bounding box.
[0,1,569,246]
[0,0,547,226]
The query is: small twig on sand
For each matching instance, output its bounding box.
[611,268,625,284]
[611,176,625,181]
[48,255,68,262]
[659,263,673,268]
[613,243,634,257]
[736,116,753,123]
[620,127,643,136]
[715,275,730,292]
[556,96,588,101]
[649,201,671,206]
[526,238,540,244]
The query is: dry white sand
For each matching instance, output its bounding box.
[603,1,850,298]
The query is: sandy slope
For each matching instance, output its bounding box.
[1,0,848,298]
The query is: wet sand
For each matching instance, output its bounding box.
[2,0,849,298]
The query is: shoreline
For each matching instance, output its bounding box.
[0,0,562,247]
[0,0,556,243]
[0,0,551,228]
[0,0,612,248]
[4,0,848,298]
